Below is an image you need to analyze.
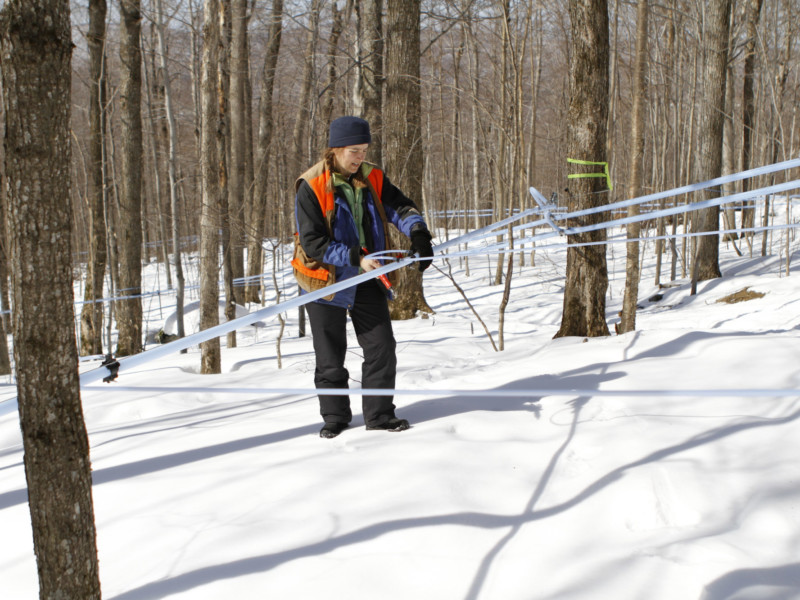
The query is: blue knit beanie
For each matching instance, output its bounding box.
[329,116,371,148]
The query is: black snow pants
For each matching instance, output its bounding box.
[305,279,398,427]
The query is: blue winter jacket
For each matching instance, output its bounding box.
[294,161,428,309]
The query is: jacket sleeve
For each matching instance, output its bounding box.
[295,180,360,267]
[379,174,429,238]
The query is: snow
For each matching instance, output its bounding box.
[3,210,800,599]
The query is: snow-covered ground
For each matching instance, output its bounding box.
[2,206,800,599]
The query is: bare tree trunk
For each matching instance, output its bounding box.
[763,6,792,257]
[217,0,237,349]
[692,0,732,285]
[492,0,511,288]
[291,0,322,178]
[555,0,611,339]
[0,172,9,375]
[104,144,120,351]
[0,1,102,596]
[355,0,383,165]
[384,0,431,319]
[201,0,222,373]
[80,0,108,357]
[721,60,741,248]
[117,0,144,356]
[528,3,543,197]
[0,171,9,338]
[654,5,677,286]
[321,2,343,127]
[0,306,9,375]
[498,225,513,351]
[154,0,187,344]
[142,26,173,290]
[619,0,648,334]
[245,0,282,303]
[228,0,247,304]
[740,0,763,235]
[466,10,481,233]
[189,0,202,162]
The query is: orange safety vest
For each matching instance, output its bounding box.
[292,161,385,287]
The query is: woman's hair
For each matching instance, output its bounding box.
[324,148,368,191]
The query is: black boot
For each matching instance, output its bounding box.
[320,422,349,439]
[366,417,410,432]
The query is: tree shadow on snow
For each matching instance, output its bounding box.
[700,562,800,600]
[403,370,625,425]
[0,421,320,511]
[109,392,800,600]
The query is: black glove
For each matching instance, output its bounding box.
[408,228,434,272]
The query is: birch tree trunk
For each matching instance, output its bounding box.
[0,1,102,595]
[555,0,611,338]
[117,0,145,356]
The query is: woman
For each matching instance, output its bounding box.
[293,116,434,438]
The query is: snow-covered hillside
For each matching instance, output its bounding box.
[2,205,800,599]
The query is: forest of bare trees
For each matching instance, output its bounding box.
[0,0,797,352]
[0,2,798,595]
[51,0,798,359]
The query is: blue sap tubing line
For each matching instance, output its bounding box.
[79,256,418,386]
[80,158,800,387]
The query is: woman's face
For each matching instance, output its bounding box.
[333,144,369,174]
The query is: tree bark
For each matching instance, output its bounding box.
[384,0,431,319]
[200,0,222,373]
[245,0,282,303]
[740,0,763,234]
[555,0,611,339]
[142,24,173,290]
[218,0,236,349]
[0,1,102,596]
[321,2,343,127]
[228,0,247,304]
[117,0,145,356]
[619,0,648,334]
[0,179,9,374]
[466,11,481,233]
[154,0,187,343]
[721,61,739,245]
[355,0,383,166]
[0,170,10,338]
[692,0,732,284]
[291,0,322,178]
[80,0,108,357]
[763,4,792,258]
